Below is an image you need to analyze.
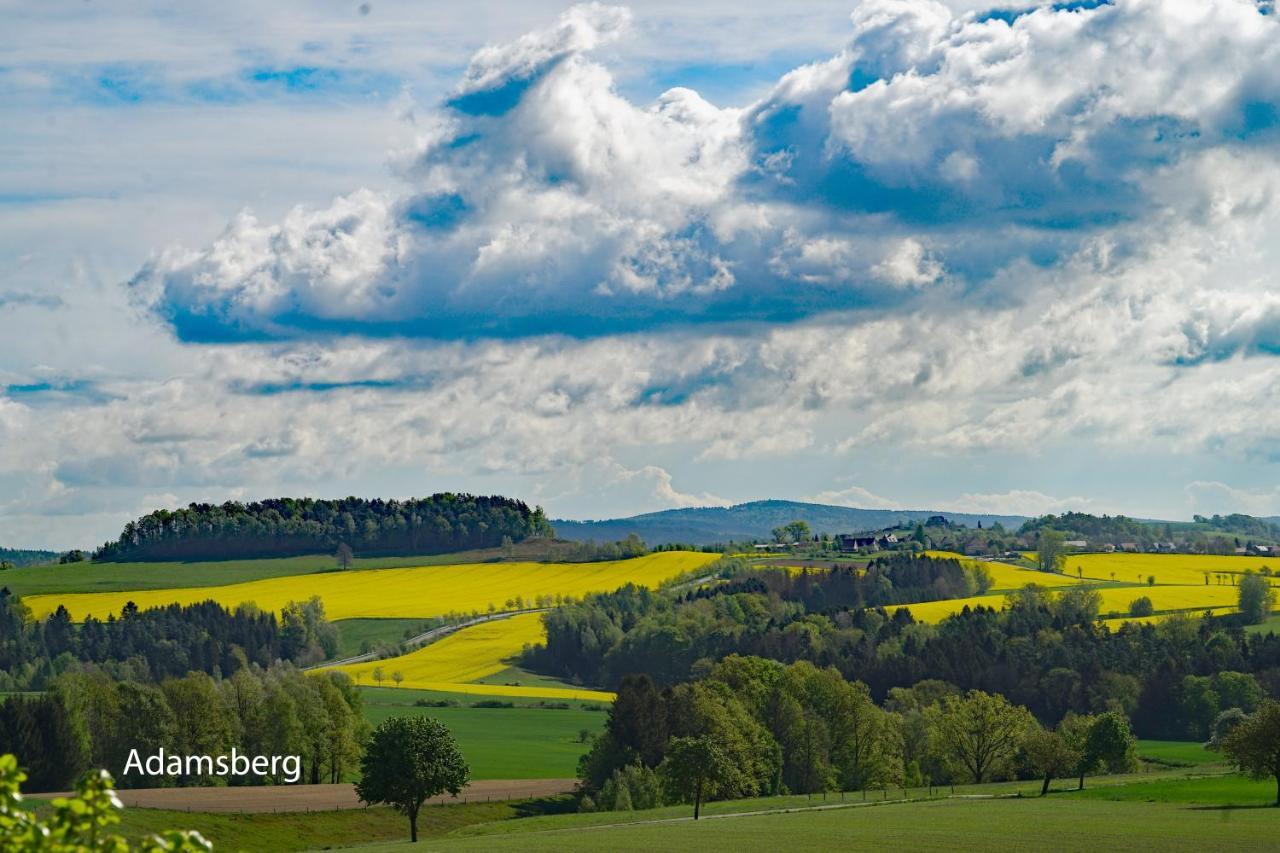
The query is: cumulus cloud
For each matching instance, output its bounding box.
[623,465,732,509]
[1184,481,1280,517]
[949,490,1092,517]
[804,485,903,510]
[11,2,1280,545]
[131,0,1280,340]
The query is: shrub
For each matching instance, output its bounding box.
[1128,596,1154,617]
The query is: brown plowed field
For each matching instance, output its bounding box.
[34,778,574,813]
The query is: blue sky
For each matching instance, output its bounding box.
[4,0,1280,548]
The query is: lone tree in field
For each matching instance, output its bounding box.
[336,542,354,570]
[1221,700,1280,805]
[1023,726,1081,796]
[392,670,404,688]
[372,667,385,687]
[933,690,1034,783]
[1239,570,1275,625]
[1036,529,1066,574]
[660,735,732,820]
[357,716,470,842]
[1060,711,1137,789]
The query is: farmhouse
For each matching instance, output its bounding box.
[837,533,900,552]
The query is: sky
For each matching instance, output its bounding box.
[3,0,1280,549]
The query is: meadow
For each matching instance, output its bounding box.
[0,552,489,597]
[325,613,614,701]
[22,551,718,622]
[80,755,1259,852]
[357,790,1280,852]
[358,685,605,779]
[332,618,436,659]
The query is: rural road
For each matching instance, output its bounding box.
[32,778,576,813]
[306,607,549,670]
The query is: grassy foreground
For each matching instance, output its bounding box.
[357,794,1279,852]
[107,801,521,851]
[358,686,604,779]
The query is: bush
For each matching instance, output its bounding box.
[0,755,210,850]
[1128,596,1155,617]
[471,700,515,709]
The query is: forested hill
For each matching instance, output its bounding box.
[552,500,1027,546]
[94,495,553,561]
[0,547,58,568]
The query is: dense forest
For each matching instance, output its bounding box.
[0,590,337,690]
[0,666,366,791]
[576,658,1139,811]
[93,494,554,561]
[525,557,1280,741]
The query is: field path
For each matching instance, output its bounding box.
[32,778,575,813]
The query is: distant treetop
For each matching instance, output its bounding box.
[94,494,554,562]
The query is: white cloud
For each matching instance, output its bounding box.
[626,465,731,509]
[131,0,1280,339]
[948,490,1092,518]
[804,485,903,510]
[1184,481,1280,518]
[871,238,943,288]
[8,1,1280,546]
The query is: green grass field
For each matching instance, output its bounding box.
[1073,773,1276,805]
[354,795,1280,852]
[1243,613,1280,636]
[359,686,605,779]
[333,619,436,658]
[108,801,521,851]
[1136,740,1221,767]
[0,553,483,596]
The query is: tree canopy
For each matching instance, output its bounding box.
[356,716,470,843]
[94,494,553,561]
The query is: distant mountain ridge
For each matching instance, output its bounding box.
[552,500,1028,546]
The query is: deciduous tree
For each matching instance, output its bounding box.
[356,716,469,843]
[1221,700,1280,806]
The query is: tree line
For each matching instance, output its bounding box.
[523,561,1280,740]
[0,589,337,691]
[0,664,367,792]
[0,547,59,569]
[576,657,1139,815]
[93,494,554,561]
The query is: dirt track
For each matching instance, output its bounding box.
[33,778,575,813]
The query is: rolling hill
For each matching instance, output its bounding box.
[552,499,1027,546]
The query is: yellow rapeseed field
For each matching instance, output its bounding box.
[25,551,718,622]
[893,581,1245,624]
[1094,584,1241,615]
[1062,553,1280,585]
[1099,607,1236,629]
[325,612,614,701]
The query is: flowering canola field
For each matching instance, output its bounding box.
[923,552,1081,590]
[323,612,614,701]
[891,554,1273,624]
[1062,553,1279,586]
[25,551,717,622]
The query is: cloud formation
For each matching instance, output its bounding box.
[8,1,1280,546]
[132,0,1280,341]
